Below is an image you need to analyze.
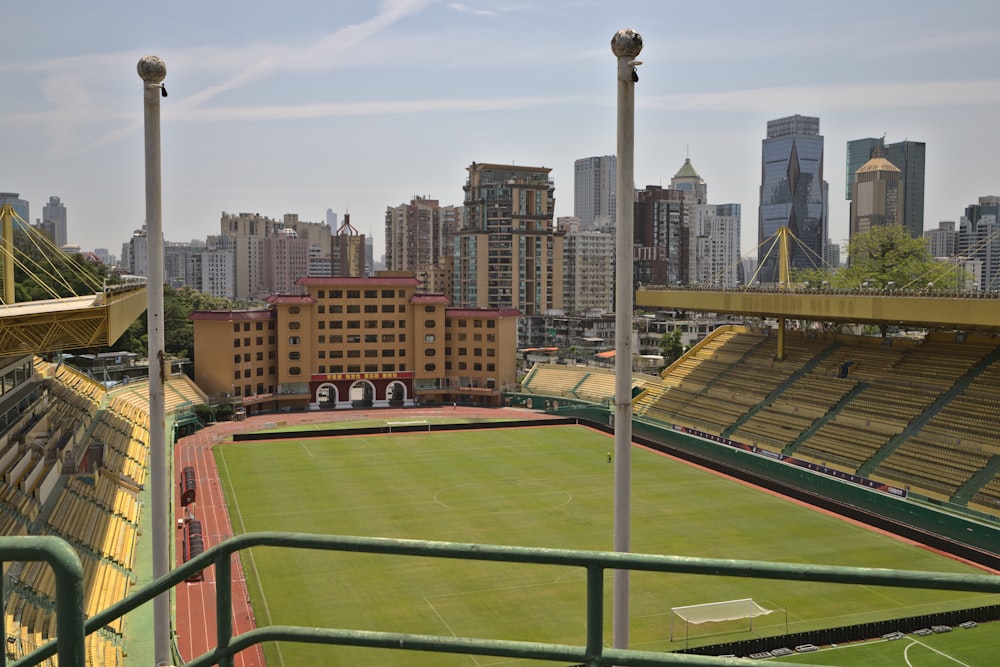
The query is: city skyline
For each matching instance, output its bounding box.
[2,1,999,262]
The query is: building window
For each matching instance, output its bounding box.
[331,321,343,329]
[256,322,263,331]
[233,324,240,333]
[487,363,495,372]
[244,338,250,346]
[487,320,496,328]
[425,348,436,357]
[381,290,394,298]
[318,290,325,298]
[233,370,240,379]
[331,365,343,373]
[331,290,342,298]
[383,349,395,357]
[365,320,378,329]
[234,386,241,396]
[256,336,264,345]
[331,305,343,313]
[256,352,264,361]
[424,363,436,372]
[474,320,482,328]
[382,320,395,328]
[424,305,435,313]
[398,320,406,328]
[365,334,377,343]
[458,320,467,328]
[382,364,395,371]
[364,290,377,298]
[289,351,300,360]
[458,348,467,355]
[347,321,360,329]
[243,323,250,332]
[318,335,326,343]
[347,365,361,372]
[474,348,482,357]
[319,351,326,359]
[288,321,301,330]
[256,368,263,376]
[487,349,495,357]
[382,334,395,343]
[458,362,467,370]
[233,354,240,363]
[243,353,250,362]
[381,304,395,313]
[289,306,300,315]
[347,305,360,314]
[317,305,325,314]
[364,350,378,358]
[364,304,378,313]
[424,319,436,328]
[347,335,361,343]
[347,350,361,358]
[474,362,482,371]
[424,334,435,343]
[318,321,325,330]
[288,336,300,345]
[365,364,378,372]
[330,350,343,358]
[399,305,406,313]
[347,290,360,298]
[289,367,301,375]
[318,365,326,373]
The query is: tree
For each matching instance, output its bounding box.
[659,328,685,366]
[795,224,961,290]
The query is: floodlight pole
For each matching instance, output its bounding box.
[611,28,642,654]
[138,54,170,667]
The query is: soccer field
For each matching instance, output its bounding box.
[214,424,1000,666]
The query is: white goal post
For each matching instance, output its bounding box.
[669,598,777,642]
[385,419,430,433]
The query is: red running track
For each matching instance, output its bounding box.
[173,406,551,665]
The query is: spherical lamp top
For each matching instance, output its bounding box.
[611,29,643,58]
[137,55,167,83]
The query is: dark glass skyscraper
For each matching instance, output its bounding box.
[846,137,926,239]
[757,115,827,283]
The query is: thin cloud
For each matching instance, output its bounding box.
[643,80,1000,114]
[176,94,588,122]
[448,2,497,17]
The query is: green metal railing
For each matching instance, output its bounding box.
[5,532,1000,667]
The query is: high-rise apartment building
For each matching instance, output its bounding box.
[846,137,925,238]
[824,239,841,270]
[670,158,708,283]
[385,196,460,295]
[41,196,67,248]
[634,186,688,286]
[849,151,902,239]
[693,203,741,287]
[263,228,309,294]
[925,221,959,259]
[959,197,1000,291]
[758,114,827,283]
[574,155,616,231]
[454,163,562,318]
[558,217,614,315]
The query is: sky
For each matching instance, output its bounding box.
[2,0,999,263]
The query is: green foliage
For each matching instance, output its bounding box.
[795,225,962,290]
[658,328,685,366]
[11,228,107,300]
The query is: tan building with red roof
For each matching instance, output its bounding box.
[190,272,518,412]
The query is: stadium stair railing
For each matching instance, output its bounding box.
[7,532,1000,667]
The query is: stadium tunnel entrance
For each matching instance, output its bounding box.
[309,371,414,410]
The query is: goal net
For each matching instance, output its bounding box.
[670,598,774,641]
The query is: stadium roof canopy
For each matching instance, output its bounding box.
[636,287,1000,332]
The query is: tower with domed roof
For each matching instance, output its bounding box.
[849,148,902,239]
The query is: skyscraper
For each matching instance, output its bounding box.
[0,193,29,227]
[42,196,68,247]
[924,221,959,259]
[385,196,459,292]
[574,155,616,231]
[758,114,827,283]
[846,137,925,238]
[558,217,614,315]
[849,151,902,239]
[634,185,688,286]
[454,162,562,316]
[959,197,1000,291]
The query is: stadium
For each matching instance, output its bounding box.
[3,255,1000,667]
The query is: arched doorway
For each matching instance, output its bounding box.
[349,380,375,408]
[316,383,338,409]
[387,380,407,407]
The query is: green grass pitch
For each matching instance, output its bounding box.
[214,424,1000,666]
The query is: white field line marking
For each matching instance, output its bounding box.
[219,448,285,667]
[907,637,973,667]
